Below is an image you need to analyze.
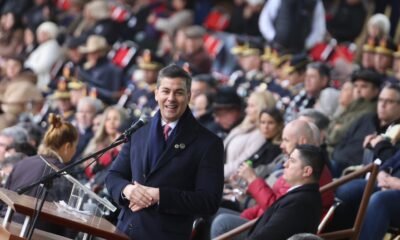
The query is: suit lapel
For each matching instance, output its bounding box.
[147,108,198,178]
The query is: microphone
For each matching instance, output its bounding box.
[118,117,148,141]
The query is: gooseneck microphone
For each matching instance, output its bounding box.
[117,117,148,141]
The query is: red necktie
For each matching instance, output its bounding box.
[163,124,171,141]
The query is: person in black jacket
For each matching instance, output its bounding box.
[247,144,324,240]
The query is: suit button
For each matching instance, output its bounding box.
[143,174,146,178]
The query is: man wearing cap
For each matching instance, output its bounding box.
[327,69,381,155]
[50,81,76,122]
[361,37,377,69]
[210,87,244,140]
[374,37,396,76]
[229,40,267,98]
[78,35,125,105]
[180,25,212,75]
[121,49,164,116]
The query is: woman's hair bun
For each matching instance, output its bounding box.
[48,113,62,128]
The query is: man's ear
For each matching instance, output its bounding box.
[303,166,313,178]
[298,136,307,145]
[154,88,159,101]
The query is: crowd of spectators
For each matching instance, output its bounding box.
[0,0,399,239]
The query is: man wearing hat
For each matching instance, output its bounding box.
[49,80,76,122]
[0,80,43,130]
[374,37,396,76]
[228,40,268,98]
[121,49,165,116]
[180,25,212,75]
[210,87,244,140]
[78,35,125,105]
[259,47,292,100]
[327,69,381,155]
[361,37,377,69]
[49,37,86,91]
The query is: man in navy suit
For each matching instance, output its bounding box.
[106,64,224,240]
[247,144,324,240]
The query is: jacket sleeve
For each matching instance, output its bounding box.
[157,137,224,216]
[105,141,132,206]
[246,177,287,211]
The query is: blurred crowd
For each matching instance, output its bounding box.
[0,0,399,239]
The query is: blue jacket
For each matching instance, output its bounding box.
[106,108,224,240]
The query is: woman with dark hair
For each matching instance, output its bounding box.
[0,11,24,58]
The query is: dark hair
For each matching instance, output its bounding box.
[295,144,325,181]
[298,109,330,131]
[192,74,217,89]
[382,82,400,98]
[287,233,324,240]
[307,62,331,80]
[259,108,284,143]
[157,64,192,91]
[259,108,284,124]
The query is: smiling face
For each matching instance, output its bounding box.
[155,77,190,123]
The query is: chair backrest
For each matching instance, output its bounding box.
[213,162,380,240]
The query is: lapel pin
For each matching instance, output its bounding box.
[179,143,186,149]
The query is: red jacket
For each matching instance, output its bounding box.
[240,166,334,220]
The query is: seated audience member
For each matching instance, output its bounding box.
[4,114,78,237]
[285,62,339,122]
[192,92,215,130]
[331,83,400,177]
[222,108,284,210]
[0,79,43,130]
[335,148,400,239]
[215,144,325,240]
[0,126,29,164]
[24,21,63,92]
[211,120,333,238]
[211,87,244,140]
[71,96,103,163]
[332,81,355,118]
[77,35,125,105]
[224,90,276,179]
[190,74,217,106]
[373,37,396,76]
[83,105,128,179]
[297,109,330,145]
[327,69,381,154]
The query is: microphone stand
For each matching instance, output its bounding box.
[17,136,130,239]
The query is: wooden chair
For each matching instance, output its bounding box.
[213,162,380,240]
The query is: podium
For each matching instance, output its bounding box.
[0,188,129,240]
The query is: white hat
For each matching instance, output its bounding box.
[36,21,59,39]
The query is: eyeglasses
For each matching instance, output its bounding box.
[378,98,400,105]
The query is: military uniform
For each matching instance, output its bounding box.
[121,49,164,118]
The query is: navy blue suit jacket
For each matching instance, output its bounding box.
[248,183,322,240]
[106,108,224,240]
